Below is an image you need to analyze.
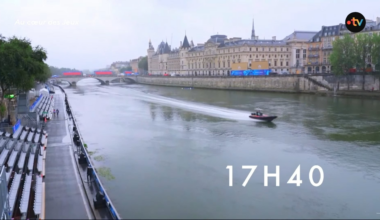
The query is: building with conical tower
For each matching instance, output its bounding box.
[147,19,319,76]
[147,34,195,75]
[179,34,191,75]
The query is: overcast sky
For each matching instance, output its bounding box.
[1,0,379,70]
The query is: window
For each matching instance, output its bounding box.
[256,48,258,51]
[250,48,252,51]
[286,61,288,66]
[274,60,277,66]
[296,49,300,59]
[280,61,283,66]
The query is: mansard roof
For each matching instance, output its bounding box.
[283,31,318,41]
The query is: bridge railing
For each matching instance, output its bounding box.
[125,73,338,78]
[57,75,119,78]
[54,84,121,220]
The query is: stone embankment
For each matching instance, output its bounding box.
[127,74,380,97]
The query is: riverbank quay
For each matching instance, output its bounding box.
[43,89,94,219]
[54,84,121,219]
[125,74,380,98]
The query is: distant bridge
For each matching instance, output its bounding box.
[51,75,136,86]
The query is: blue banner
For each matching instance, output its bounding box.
[231,69,271,76]
[29,94,43,111]
[13,119,21,133]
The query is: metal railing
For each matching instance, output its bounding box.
[55,75,122,78]
[308,47,320,50]
[308,54,319,58]
[54,85,121,220]
[322,45,333,50]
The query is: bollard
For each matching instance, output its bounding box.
[93,191,106,209]
[78,153,87,164]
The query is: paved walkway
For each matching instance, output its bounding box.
[44,90,93,219]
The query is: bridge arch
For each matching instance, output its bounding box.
[75,77,107,85]
[123,77,136,84]
[52,76,137,86]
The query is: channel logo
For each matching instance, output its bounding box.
[345,12,366,33]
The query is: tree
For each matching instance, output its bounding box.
[371,33,380,90]
[329,34,356,90]
[138,56,148,71]
[48,66,81,75]
[119,66,132,72]
[0,35,50,104]
[353,33,374,90]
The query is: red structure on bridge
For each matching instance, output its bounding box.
[63,72,82,76]
[95,71,113,75]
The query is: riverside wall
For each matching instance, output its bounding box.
[133,75,329,93]
[130,74,380,96]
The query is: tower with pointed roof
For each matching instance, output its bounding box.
[147,39,155,74]
[180,34,191,75]
[251,18,256,40]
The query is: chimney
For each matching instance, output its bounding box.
[272,36,276,40]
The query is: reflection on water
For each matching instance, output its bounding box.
[64,82,380,219]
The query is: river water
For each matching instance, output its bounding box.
[62,79,380,219]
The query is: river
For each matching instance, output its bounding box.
[61,79,380,219]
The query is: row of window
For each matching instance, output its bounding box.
[188,47,290,57]
[187,60,290,69]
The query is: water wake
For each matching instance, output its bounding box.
[137,93,256,122]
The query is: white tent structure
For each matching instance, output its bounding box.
[39,88,49,97]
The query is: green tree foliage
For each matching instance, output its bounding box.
[329,34,356,76]
[138,56,148,71]
[329,33,380,90]
[370,33,380,90]
[371,33,380,70]
[353,33,374,90]
[49,66,81,76]
[120,66,132,72]
[0,102,6,119]
[0,35,51,102]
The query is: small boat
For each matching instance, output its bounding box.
[249,108,277,122]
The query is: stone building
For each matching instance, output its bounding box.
[130,57,143,73]
[306,17,380,74]
[146,20,344,75]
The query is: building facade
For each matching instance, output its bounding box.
[147,17,380,75]
[130,57,143,73]
[306,18,380,74]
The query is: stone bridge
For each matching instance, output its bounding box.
[51,75,136,86]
